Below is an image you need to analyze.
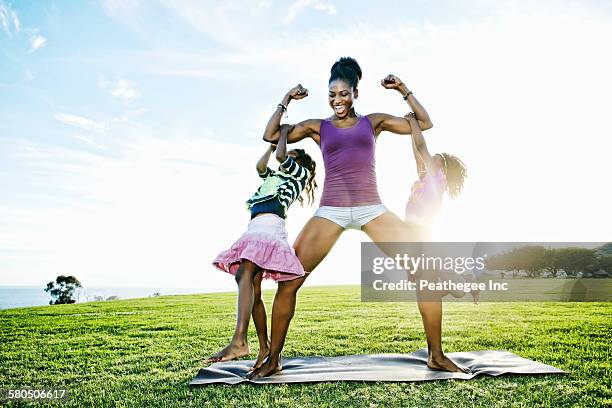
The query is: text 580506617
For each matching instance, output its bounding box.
[1,388,69,402]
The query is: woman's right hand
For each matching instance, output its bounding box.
[286,84,308,100]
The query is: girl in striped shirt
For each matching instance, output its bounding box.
[208,124,317,368]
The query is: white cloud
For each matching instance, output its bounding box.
[314,2,336,15]
[29,34,47,53]
[116,107,150,123]
[70,134,107,150]
[283,0,309,25]
[101,0,142,18]
[0,0,19,35]
[284,0,336,25]
[54,113,106,133]
[152,68,220,78]
[11,9,18,31]
[111,79,138,101]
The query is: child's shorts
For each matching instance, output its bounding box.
[212,214,304,282]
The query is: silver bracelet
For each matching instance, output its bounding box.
[277,103,288,118]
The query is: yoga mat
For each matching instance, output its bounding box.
[190,349,565,385]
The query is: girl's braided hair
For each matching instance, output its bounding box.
[437,153,467,198]
[293,149,317,205]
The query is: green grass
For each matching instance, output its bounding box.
[1,285,610,407]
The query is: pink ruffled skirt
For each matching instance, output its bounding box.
[212,214,305,282]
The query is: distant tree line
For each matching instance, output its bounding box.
[486,245,612,278]
[44,275,163,305]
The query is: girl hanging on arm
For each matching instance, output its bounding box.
[403,112,478,303]
[207,124,317,369]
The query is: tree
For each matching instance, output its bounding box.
[555,248,597,277]
[595,255,612,274]
[487,250,519,277]
[44,275,82,305]
[516,245,547,278]
[595,243,612,257]
[543,248,562,278]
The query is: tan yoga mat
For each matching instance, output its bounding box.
[190,349,565,385]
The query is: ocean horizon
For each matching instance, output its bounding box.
[0,285,227,310]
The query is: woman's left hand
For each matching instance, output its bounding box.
[380,74,405,91]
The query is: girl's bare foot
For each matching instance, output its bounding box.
[463,273,480,304]
[250,343,270,371]
[205,342,250,364]
[247,358,282,379]
[427,353,470,373]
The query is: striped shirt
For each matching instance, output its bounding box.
[246,157,311,213]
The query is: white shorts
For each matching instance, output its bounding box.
[314,204,388,230]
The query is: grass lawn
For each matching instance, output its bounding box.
[1,285,610,407]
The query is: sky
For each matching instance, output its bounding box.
[1,0,611,291]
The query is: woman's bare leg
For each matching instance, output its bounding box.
[251,271,270,369]
[362,212,467,373]
[249,217,344,378]
[207,260,259,362]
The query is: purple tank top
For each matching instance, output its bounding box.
[319,116,382,207]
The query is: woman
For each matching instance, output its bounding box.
[250,57,466,378]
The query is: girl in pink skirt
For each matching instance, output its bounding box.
[207,124,317,368]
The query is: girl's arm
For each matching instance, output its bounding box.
[276,124,310,182]
[275,124,290,163]
[256,144,275,174]
[368,74,433,136]
[262,84,321,144]
[405,113,435,173]
[411,134,426,177]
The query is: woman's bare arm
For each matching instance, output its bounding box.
[262,84,320,144]
[264,119,321,144]
[382,74,432,129]
[368,74,433,136]
[275,125,289,163]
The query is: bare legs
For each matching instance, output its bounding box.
[362,212,467,373]
[249,275,308,377]
[251,210,467,378]
[251,271,270,369]
[249,217,344,378]
[207,260,265,363]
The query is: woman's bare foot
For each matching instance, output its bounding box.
[247,358,282,379]
[250,343,270,371]
[205,342,250,364]
[427,353,470,373]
